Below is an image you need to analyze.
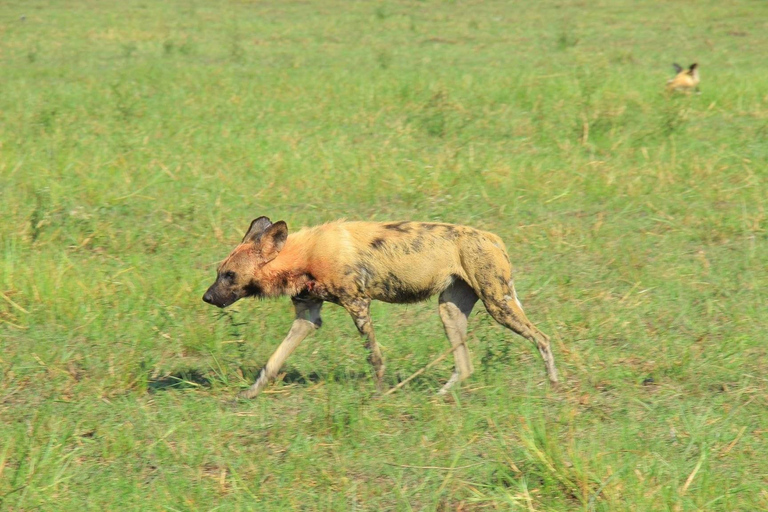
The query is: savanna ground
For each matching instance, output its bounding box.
[1,0,767,510]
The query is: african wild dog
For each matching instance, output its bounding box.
[203,217,559,399]
[667,63,700,93]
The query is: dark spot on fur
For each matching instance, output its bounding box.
[392,286,434,303]
[323,294,341,305]
[302,284,340,304]
[374,272,434,304]
[476,271,498,293]
[332,287,355,304]
[243,281,264,298]
[385,221,411,233]
[441,225,460,240]
[370,237,386,249]
[273,272,290,290]
[293,289,313,300]
[356,262,374,284]
[410,236,424,252]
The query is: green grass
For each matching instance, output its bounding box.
[1,0,767,509]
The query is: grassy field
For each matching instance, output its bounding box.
[1,0,767,509]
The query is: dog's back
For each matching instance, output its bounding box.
[294,221,512,304]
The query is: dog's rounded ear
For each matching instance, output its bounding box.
[260,221,288,261]
[243,216,273,243]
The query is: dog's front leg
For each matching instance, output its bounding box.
[238,298,323,399]
[342,298,385,391]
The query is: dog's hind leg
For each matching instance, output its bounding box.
[437,278,478,395]
[481,281,559,384]
[238,297,323,399]
[342,298,385,391]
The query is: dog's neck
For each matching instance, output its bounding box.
[260,232,315,297]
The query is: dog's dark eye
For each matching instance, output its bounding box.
[223,271,236,280]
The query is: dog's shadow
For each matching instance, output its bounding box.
[148,368,213,393]
[278,367,444,392]
[147,366,439,393]
[276,367,324,385]
[147,366,354,393]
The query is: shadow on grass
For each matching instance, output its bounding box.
[279,368,324,385]
[241,363,378,386]
[148,368,213,393]
[148,367,335,394]
[147,366,426,393]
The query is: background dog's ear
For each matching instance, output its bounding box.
[673,63,683,73]
[259,221,288,261]
[688,63,698,72]
[243,216,273,243]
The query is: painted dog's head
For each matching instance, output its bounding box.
[203,216,288,308]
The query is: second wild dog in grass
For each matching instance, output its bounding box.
[667,62,700,93]
[203,217,559,399]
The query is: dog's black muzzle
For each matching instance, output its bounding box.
[202,287,237,308]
